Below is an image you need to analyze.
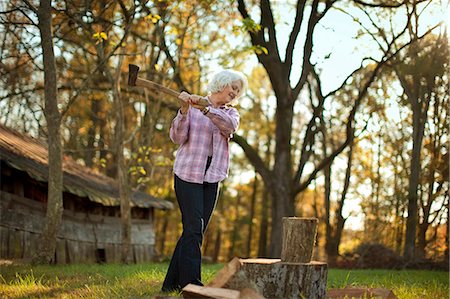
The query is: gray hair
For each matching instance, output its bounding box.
[207,69,248,99]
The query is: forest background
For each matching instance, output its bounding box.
[0,0,448,266]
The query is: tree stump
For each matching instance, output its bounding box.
[240,259,327,299]
[209,258,327,299]
[207,217,327,298]
[281,217,318,263]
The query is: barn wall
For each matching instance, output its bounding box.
[0,191,155,263]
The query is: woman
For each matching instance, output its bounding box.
[161,69,247,292]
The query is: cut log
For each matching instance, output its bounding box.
[208,257,243,288]
[208,257,262,297]
[327,287,397,298]
[182,284,240,299]
[208,257,255,289]
[281,217,318,263]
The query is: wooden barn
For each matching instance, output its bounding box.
[0,124,173,264]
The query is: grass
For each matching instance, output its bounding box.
[328,269,449,299]
[0,262,448,298]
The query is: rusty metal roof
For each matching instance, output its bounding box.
[0,124,173,210]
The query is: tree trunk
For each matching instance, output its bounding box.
[267,76,295,257]
[324,162,332,258]
[159,211,170,255]
[33,0,63,264]
[393,154,403,254]
[269,182,294,258]
[445,196,449,262]
[269,118,295,257]
[327,137,354,259]
[113,47,131,263]
[213,228,222,263]
[417,221,428,259]
[246,171,258,257]
[228,195,242,260]
[258,186,269,257]
[404,104,426,261]
[86,99,102,167]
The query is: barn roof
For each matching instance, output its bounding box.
[0,124,173,210]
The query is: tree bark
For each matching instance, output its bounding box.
[281,217,318,263]
[212,228,222,263]
[228,194,242,260]
[246,171,258,257]
[258,186,269,257]
[445,196,449,262]
[33,0,64,264]
[326,136,354,259]
[113,49,132,263]
[399,76,427,261]
[159,211,170,255]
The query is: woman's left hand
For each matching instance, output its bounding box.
[189,95,208,111]
[189,95,207,106]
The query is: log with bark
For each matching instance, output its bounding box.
[281,217,318,263]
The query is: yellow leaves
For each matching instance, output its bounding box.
[92,31,107,44]
[242,45,269,56]
[99,158,107,168]
[129,166,147,176]
[232,18,262,37]
[241,18,262,33]
[166,27,179,35]
[253,45,268,55]
[145,14,161,24]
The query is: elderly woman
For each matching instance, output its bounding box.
[161,69,247,292]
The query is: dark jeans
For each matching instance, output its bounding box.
[161,174,219,292]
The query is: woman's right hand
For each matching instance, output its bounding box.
[178,91,190,114]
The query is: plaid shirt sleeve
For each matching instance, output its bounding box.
[169,109,190,144]
[206,107,239,138]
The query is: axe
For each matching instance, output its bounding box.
[127,64,209,106]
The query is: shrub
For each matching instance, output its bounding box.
[353,243,405,269]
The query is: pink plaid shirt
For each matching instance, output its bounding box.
[170,105,240,184]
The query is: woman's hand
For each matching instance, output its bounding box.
[178,91,190,114]
[178,92,209,114]
[189,95,209,112]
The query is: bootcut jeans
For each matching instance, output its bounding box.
[161,174,219,292]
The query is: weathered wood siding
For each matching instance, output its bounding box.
[0,191,155,263]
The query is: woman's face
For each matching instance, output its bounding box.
[213,81,242,106]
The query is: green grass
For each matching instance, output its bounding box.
[0,263,448,298]
[328,269,448,299]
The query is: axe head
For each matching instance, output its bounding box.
[128,64,140,86]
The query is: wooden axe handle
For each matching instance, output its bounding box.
[135,77,180,99]
[128,64,209,106]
